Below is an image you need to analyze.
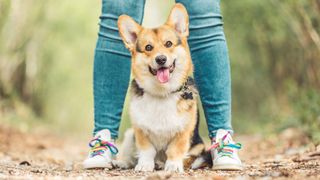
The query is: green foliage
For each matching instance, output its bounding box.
[0,0,99,136]
[222,0,320,141]
[0,0,47,123]
[289,87,320,143]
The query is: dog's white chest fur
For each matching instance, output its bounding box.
[130,93,187,150]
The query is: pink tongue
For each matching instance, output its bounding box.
[156,68,170,83]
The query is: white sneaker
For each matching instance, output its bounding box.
[83,129,118,169]
[209,129,243,170]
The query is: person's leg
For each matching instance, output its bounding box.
[93,0,146,139]
[175,0,232,138]
[176,0,242,170]
[84,0,145,169]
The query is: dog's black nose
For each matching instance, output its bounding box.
[155,55,167,65]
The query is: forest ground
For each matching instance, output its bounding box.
[0,125,319,179]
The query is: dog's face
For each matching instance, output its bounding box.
[118,4,192,96]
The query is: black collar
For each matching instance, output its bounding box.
[171,76,195,94]
[131,76,195,100]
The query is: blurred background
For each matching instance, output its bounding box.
[0,0,319,142]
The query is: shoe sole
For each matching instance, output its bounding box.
[212,164,243,171]
[83,162,113,169]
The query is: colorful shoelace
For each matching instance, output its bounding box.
[208,132,242,158]
[89,138,119,157]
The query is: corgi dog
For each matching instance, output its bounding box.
[115,4,209,172]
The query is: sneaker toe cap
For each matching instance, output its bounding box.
[83,155,112,169]
[214,156,242,166]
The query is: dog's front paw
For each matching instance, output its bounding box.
[134,161,155,172]
[112,160,133,169]
[164,160,184,173]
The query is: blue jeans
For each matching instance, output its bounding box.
[93,0,232,139]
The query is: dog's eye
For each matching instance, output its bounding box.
[145,44,153,51]
[165,41,172,48]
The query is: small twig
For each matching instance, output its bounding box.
[308,151,320,157]
[292,156,320,162]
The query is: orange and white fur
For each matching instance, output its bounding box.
[114,4,208,172]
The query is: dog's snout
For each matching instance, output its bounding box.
[155,55,167,65]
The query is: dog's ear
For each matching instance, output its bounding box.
[118,15,141,51]
[166,3,189,37]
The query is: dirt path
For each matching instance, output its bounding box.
[0,126,319,179]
